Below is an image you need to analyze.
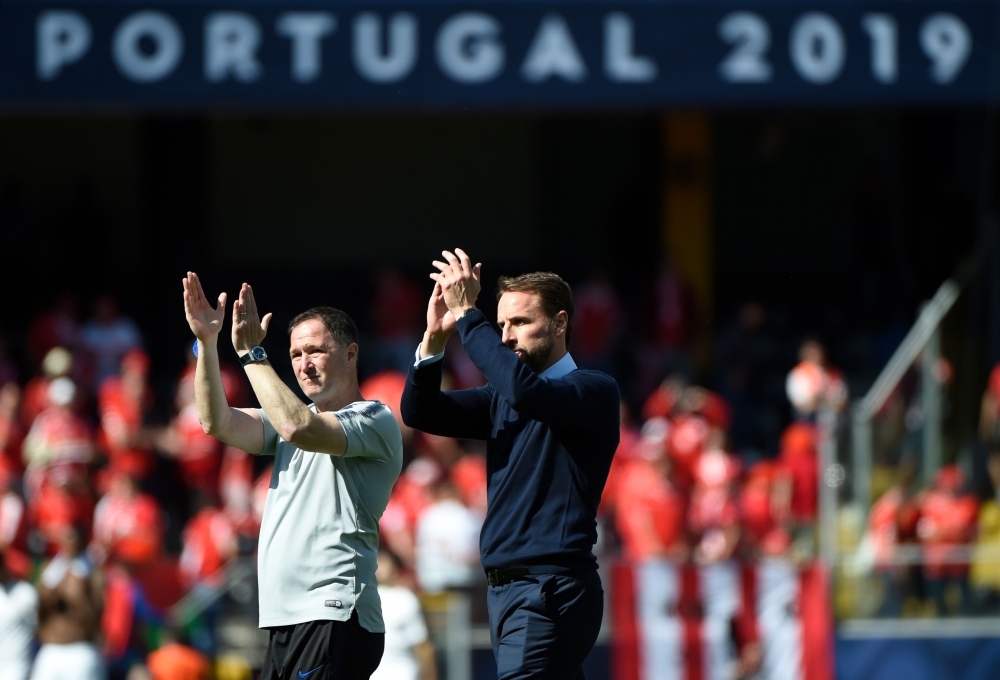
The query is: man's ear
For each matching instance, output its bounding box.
[553,311,569,336]
[346,343,359,365]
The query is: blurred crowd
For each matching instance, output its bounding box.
[1,264,998,680]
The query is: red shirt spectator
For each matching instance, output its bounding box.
[666,413,709,492]
[917,465,979,580]
[615,452,687,561]
[180,501,237,589]
[20,346,76,431]
[688,449,741,563]
[92,471,164,567]
[738,461,791,558]
[96,350,154,480]
[778,421,819,524]
[22,379,94,469]
[29,461,95,552]
[170,402,222,496]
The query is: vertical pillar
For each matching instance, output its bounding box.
[921,329,943,484]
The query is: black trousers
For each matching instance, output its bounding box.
[260,612,385,680]
[488,570,604,680]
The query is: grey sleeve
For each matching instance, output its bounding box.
[335,403,403,461]
[255,408,280,457]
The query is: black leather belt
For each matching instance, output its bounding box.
[486,567,529,587]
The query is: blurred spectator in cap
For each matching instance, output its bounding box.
[81,293,143,395]
[21,346,75,431]
[777,421,820,559]
[91,469,164,568]
[614,417,688,562]
[96,349,155,482]
[414,476,481,595]
[785,337,847,421]
[917,464,979,616]
[0,381,26,479]
[23,377,93,469]
[33,524,106,680]
[0,544,39,680]
[572,269,624,376]
[738,460,791,560]
[25,292,81,376]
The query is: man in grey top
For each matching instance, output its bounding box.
[182,272,403,680]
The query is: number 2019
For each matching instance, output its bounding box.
[717,11,971,84]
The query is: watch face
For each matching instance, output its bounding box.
[251,346,267,361]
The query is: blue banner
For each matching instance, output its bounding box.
[1,0,998,109]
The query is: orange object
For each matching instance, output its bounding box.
[147,642,212,680]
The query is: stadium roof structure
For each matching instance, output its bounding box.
[2,0,998,109]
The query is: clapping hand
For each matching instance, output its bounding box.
[183,272,227,342]
[232,282,272,353]
[430,248,481,318]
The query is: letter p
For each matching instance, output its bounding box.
[37,11,92,81]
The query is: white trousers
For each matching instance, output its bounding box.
[29,643,106,680]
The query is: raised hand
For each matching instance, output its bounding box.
[430,248,481,317]
[183,272,227,341]
[232,282,273,353]
[426,282,458,338]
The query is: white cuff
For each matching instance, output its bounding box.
[413,343,445,368]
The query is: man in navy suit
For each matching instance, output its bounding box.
[401,249,620,680]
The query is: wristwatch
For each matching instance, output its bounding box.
[239,346,268,366]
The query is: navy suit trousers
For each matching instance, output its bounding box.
[487,570,604,680]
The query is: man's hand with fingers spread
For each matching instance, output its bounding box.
[429,248,481,318]
[232,282,273,355]
[183,271,227,342]
[421,281,458,357]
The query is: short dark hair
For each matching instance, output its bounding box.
[496,272,575,349]
[288,307,359,349]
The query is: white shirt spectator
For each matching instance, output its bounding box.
[0,577,39,680]
[415,492,481,594]
[370,584,430,680]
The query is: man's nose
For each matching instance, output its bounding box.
[501,327,513,345]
